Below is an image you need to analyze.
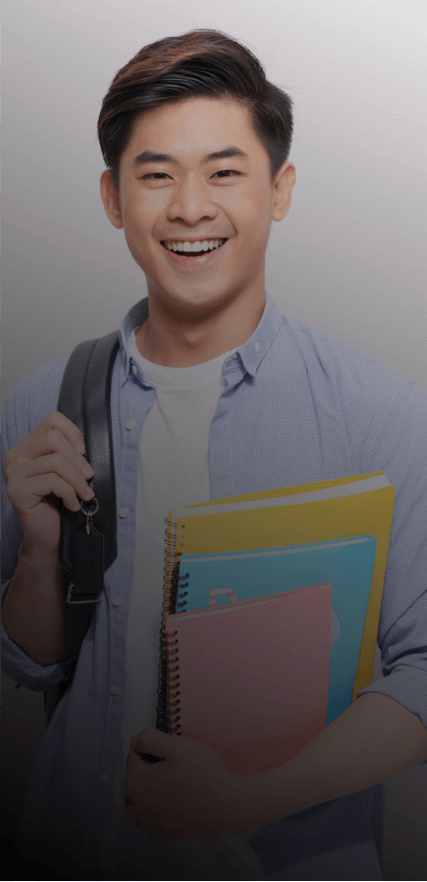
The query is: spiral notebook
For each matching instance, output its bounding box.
[176,535,378,724]
[154,472,395,760]
[165,582,332,774]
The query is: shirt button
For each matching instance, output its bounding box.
[111,685,120,696]
[126,420,136,430]
[255,342,260,353]
[132,364,138,375]
[99,774,109,785]
[112,595,122,606]
[118,508,129,518]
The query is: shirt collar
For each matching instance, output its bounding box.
[118,290,284,380]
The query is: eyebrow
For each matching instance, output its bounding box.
[132,146,250,169]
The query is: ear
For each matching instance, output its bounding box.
[272,161,296,223]
[100,170,123,229]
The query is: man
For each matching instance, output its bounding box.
[2,29,427,882]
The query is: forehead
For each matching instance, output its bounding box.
[123,97,260,161]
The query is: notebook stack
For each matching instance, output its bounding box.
[153,472,395,774]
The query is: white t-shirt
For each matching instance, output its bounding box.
[99,332,264,880]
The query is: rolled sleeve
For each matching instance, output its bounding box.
[358,666,427,727]
[1,358,68,690]
[1,579,64,689]
[358,381,427,759]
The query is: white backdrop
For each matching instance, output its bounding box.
[2,0,426,408]
[2,1,427,878]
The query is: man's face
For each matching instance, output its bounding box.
[101,97,295,319]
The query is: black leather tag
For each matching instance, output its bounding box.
[70,524,104,601]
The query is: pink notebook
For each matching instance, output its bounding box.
[165,582,331,774]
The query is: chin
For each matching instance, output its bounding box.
[149,280,234,312]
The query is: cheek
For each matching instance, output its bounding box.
[234,190,269,231]
[122,227,143,264]
[122,210,152,260]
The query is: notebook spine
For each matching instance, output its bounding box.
[155,514,182,734]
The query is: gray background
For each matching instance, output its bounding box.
[2,1,427,878]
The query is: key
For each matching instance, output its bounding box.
[67,497,104,603]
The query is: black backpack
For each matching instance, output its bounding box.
[43,330,120,726]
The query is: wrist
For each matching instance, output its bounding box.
[230,771,286,835]
[19,537,60,568]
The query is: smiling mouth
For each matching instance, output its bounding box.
[160,239,228,257]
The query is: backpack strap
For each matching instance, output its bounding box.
[45,326,164,763]
[44,329,120,725]
[58,330,120,578]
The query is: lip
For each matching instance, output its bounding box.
[160,239,228,268]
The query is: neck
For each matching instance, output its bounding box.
[134,288,266,367]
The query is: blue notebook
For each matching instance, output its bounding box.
[176,535,377,723]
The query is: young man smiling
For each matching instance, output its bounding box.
[2,28,427,882]
[100,97,293,370]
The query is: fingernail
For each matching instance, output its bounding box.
[82,463,94,478]
[84,486,95,499]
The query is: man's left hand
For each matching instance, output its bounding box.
[124,728,263,844]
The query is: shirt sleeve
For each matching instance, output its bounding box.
[357,380,427,761]
[1,359,68,690]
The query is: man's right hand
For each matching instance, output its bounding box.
[4,411,95,558]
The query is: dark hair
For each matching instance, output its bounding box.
[97,28,293,190]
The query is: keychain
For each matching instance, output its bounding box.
[66,497,104,604]
[80,497,100,533]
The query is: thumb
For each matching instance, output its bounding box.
[132,727,180,760]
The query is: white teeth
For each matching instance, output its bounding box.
[164,239,225,253]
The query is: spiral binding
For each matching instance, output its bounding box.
[165,628,181,734]
[175,572,189,612]
[155,514,182,734]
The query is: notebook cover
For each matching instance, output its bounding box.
[177,536,377,723]
[163,473,386,619]
[165,582,332,774]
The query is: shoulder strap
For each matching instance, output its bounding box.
[58,329,120,576]
[44,329,120,726]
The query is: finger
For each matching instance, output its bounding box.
[133,727,172,759]
[124,796,154,826]
[8,472,92,513]
[11,412,85,456]
[41,411,86,451]
[7,428,92,478]
[9,454,95,503]
[126,745,163,784]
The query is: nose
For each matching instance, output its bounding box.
[167,174,218,225]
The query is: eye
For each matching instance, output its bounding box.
[141,173,169,179]
[212,170,240,178]
[141,170,240,180]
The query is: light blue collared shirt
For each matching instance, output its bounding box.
[2,291,427,880]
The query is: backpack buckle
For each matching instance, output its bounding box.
[66,582,102,603]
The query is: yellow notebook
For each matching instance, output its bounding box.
[162,472,395,701]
